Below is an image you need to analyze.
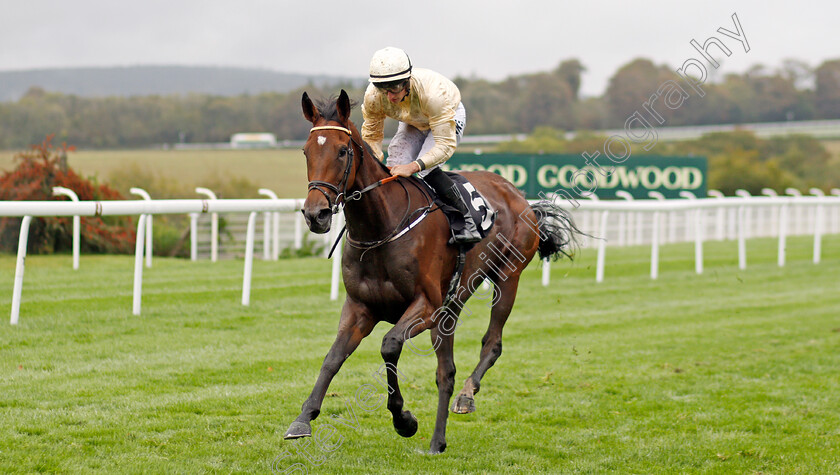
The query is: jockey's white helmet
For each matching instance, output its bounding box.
[368,47,412,83]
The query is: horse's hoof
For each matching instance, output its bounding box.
[394,411,418,438]
[451,395,475,414]
[429,441,447,454]
[283,421,312,439]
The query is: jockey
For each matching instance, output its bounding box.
[361,46,482,244]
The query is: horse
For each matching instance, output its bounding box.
[284,89,580,454]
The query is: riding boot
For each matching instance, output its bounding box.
[424,168,483,244]
[440,184,483,243]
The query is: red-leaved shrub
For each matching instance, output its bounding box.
[0,135,136,254]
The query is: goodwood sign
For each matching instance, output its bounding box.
[442,154,707,199]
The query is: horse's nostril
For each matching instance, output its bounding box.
[317,208,332,222]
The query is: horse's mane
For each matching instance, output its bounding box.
[313,94,391,174]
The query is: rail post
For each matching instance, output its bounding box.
[810,189,825,264]
[195,188,219,262]
[132,215,148,316]
[52,187,80,270]
[258,188,280,261]
[648,191,670,244]
[10,216,33,325]
[735,190,752,240]
[831,189,840,234]
[708,190,726,241]
[330,211,346,301]
[242,212,258,305]
[762,188,779,237]
[651,210,660,280]
[615,191,634,245]
[130,188,153,268]
[785,188,802,236]
[596,211,609,283]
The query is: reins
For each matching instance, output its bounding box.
[307,125,435,259]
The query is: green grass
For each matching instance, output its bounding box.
[1,235,839,474]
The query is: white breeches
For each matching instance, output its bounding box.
[386,102,466,178]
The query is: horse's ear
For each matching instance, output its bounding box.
[337,89,351,124]
[301,92,320,123]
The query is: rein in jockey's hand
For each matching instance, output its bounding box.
[389,162,422,177]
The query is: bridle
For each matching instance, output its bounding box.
[305,124,436,258]
[306,125,361,214]
[307,125,404,214]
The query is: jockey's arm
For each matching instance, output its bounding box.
[415,112,458,171]
[361,97,386,161]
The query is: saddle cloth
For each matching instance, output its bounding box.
[422,172,496,246]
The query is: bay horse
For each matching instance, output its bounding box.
[284,90,580,454]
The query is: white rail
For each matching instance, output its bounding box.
[2,198,303,324]
[3,193,839,325]
[541,194,840,284]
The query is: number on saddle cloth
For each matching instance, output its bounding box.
[428,172,496,242]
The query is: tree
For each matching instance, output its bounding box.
[815,59,840,119]
[747,73,799,122]
[458,80,516,134]
[604,58,673,127]
[780,59,814,90]
[663,131,838,192]
[554,59,586,101]
[761,134,838,188]
[516,73,574,132]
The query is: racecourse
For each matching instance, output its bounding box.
[1,235,839,474]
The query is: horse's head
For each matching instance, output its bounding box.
[300,89,358,234]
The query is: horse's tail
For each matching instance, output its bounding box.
[530,201,585,261]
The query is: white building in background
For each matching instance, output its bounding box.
[230,133,277,148]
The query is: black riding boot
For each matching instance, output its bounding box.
[424,168,483,244]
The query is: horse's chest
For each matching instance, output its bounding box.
[343,257,417,307]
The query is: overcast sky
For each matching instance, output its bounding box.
[2,0,835,97]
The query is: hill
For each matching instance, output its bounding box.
[0,65,366,101]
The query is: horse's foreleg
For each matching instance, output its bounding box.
[284,302,374,439]
[429,326,456,454]
[380,297,435,439]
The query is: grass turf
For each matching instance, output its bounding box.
[1,235,839,473]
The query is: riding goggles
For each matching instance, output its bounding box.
[375,79,408,94]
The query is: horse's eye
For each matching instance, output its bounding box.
[338,148,348,158]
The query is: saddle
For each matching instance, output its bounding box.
[419,172,496,252]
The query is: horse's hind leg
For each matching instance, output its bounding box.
[452,273,521,414]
